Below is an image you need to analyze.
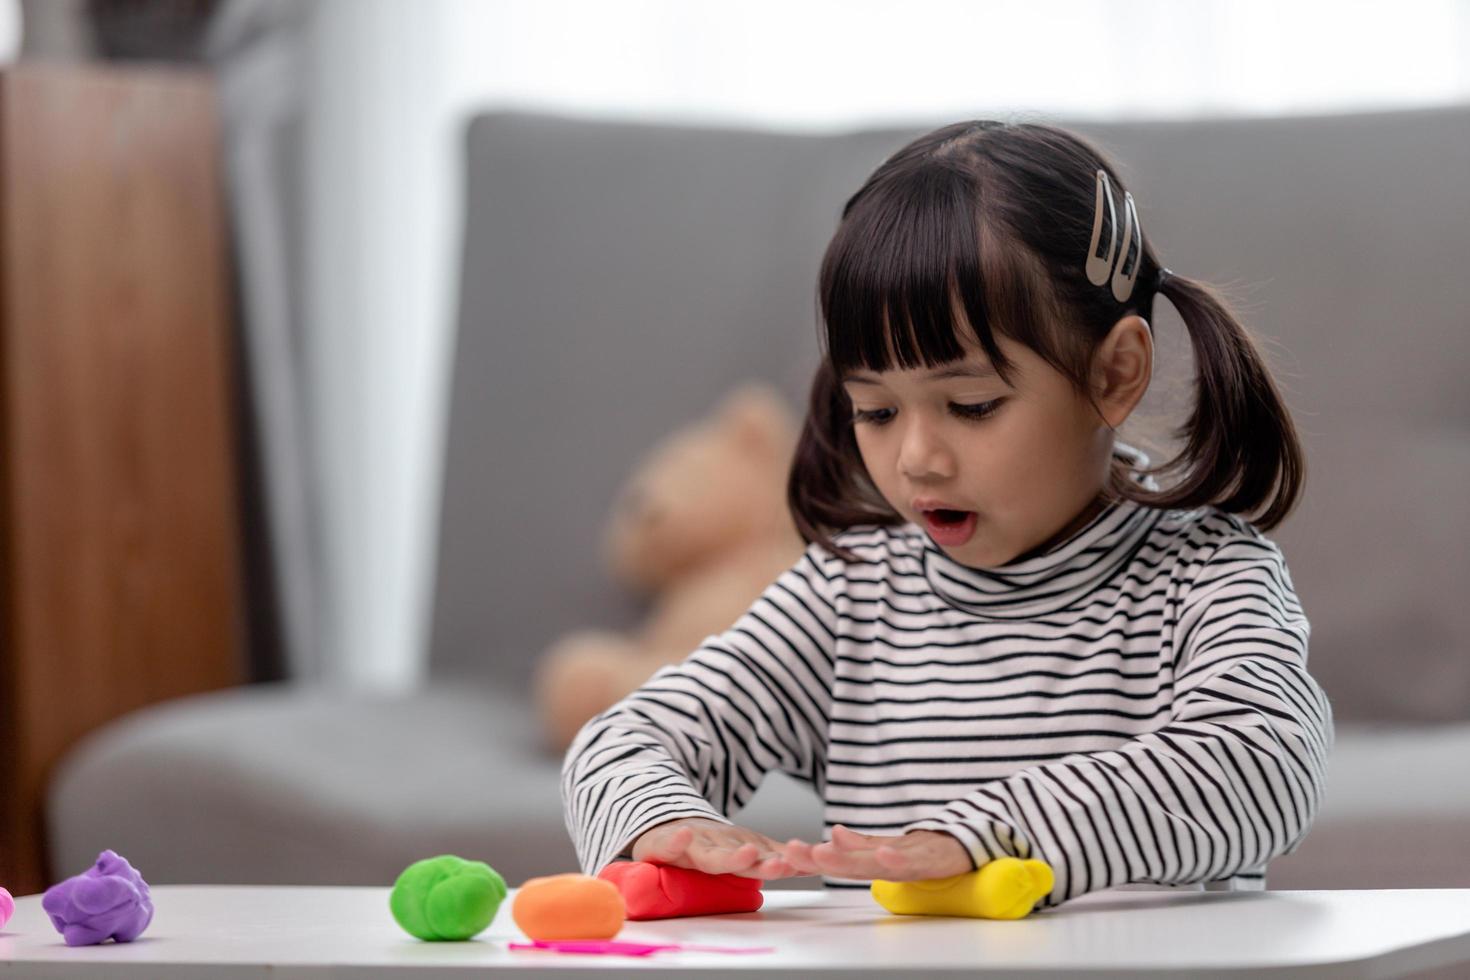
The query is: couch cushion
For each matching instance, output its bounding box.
[1267,721,1470,888]
[49,684,572,886]
[47,683,824,887]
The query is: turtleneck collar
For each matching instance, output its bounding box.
[915,442,1165,620]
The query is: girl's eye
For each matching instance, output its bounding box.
[852,407,896,426]
[851,400,1003,427]
[950,399,1003,421]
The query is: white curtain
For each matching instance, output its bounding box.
[247,0,1470,689]
[0,1,19,63]
[442,0,1470,127]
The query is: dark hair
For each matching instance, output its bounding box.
[787,120,1305,561]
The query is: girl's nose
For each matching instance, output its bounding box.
[897,418,956,481]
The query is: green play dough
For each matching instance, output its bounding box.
[389,855,507,941]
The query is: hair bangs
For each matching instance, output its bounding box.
[818,164,1014,381]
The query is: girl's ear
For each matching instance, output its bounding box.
[1090,315,1153,428]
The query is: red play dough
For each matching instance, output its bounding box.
[597,862,763,920]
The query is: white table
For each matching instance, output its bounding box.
[2,885,1468,978]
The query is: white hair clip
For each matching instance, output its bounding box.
[1111,191,1141,302]
[1085,169,1117,288]
[1084,169,1144,303]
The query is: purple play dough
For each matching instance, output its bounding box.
[41,850,154,947]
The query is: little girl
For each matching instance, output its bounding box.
[561,119,1334,910]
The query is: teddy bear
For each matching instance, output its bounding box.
[533,382,806,752]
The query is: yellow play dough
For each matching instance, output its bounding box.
[870,857,1055,920]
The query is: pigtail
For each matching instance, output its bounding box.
[787,360,901,562]
[1134,273,1305,531]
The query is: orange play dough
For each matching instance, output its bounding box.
[511,873,626,940]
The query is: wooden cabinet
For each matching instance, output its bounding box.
[0,64,244,896]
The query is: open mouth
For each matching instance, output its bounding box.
[922,508,978,546]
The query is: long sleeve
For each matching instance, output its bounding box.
[561,545,839,874]
[905,534,1335,909]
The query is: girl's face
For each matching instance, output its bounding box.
[841,330,1121,569]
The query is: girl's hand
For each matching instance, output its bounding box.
[631,817,806,879]
[782,825,973,881]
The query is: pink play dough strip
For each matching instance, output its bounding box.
[508,939,775,956]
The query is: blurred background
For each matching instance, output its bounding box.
[11,0,1470,692]
[1,0,1467,899]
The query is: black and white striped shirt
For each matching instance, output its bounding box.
[562,457,1334,910]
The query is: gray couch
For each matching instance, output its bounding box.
[48,106,1470,891]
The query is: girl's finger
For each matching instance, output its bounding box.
[874,844,913,875]
[639,825,694,864]
[830,825,878,851]
[782,839,820,874]
[806,843,844,876]
[691,840,761,876]
[774,841,825,878]
[751,854,799,879]
[810,840,880,879]
[793,840,840,875]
